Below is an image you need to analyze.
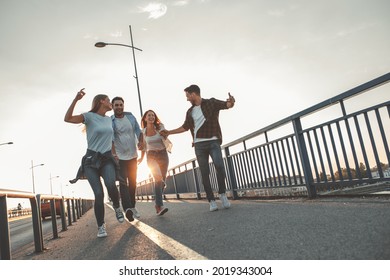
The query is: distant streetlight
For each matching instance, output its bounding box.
[49,173,60,195]
[31,160,44,193]
[95,25,143,117]
[0,142,13,146]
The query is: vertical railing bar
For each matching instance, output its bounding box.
[291,136,303,184]
[276,141,287,186]
[364,111,383,178]
[266,143,277,186]
[336,121,352,180]
[321,126,335,182]
[308,130,321,182]
[287,137,298,185]
[236,154,245,189]
[346,116,362,179]
[245,150,255,188]
[271,142,282,186]
[254,147,266,187]
[375,108,390,167]
[281,138,292,186]
[354,115,371,178]
[239,153,250,189]
[248,149,260,188]
[260,145,271,187]
[328,124,342,181]
[313,127,328,182]
[209,162,217,191]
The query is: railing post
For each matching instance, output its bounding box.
[66,199,72,226]
[0,195,11,260]
[171,170,180,199]
[71,198,77,222]
[192,160,202,199]
[225,146,238,199]
[50,199,58,239]
[293,118,317,198]
[60,197,67,231]
[34,194,45,252]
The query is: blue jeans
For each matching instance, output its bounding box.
[83,150,120,227]
[147,149,169,207]
[118,158,137,211]
[194,140,227,201]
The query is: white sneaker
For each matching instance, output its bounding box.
[97,223,107,238]
[220,193,231,209]
[130,208,141,219]
[209,200,218,212]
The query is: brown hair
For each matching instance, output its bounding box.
[141,109,162,130]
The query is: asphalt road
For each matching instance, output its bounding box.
[11,196,390,260]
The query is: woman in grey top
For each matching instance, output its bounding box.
[64,88,125,238]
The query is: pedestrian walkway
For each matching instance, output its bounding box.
[12,196,390,260]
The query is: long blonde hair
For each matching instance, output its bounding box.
[90,94,108,113]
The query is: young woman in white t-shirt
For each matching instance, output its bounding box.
[138,110,170,216]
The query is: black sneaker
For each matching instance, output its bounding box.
[125,208,134,222]
[157,207,168,216]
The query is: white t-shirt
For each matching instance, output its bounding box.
[144,124,166,151]
[113,116,138,160]
[83,112,113,153]
[191,105,217,143]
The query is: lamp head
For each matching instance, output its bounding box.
[95,42,107,48]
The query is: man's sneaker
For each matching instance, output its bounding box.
[209,200,218,212]
[97,223,107,238]
[220,193,231,209]
[130,208,141,219]
[157,206,168,216]
[125,208,134,222]
[115,207,124,223]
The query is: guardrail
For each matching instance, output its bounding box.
[136,72,390,200]
[8,208,32,218]
[0,189,93,260]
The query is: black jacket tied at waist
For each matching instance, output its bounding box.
[69,149,124,184]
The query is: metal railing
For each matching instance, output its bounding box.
[0,189,93,260]
[136,72,390,200]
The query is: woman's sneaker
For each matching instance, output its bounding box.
[97,223,107,238]
[115,207,124,223]
[220,193,231,209]
[209,200,218,212]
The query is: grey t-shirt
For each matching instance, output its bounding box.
[113,116,138,160]
[83,112,113,153]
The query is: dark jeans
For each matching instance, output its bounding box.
[194,140,227,201]
[83,150,120,227]
[147,149,169,207]
[118,158,137,211]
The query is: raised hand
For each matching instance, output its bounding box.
[75,88,86,101]
[227,92,235,108]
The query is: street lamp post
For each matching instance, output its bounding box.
[0,142,13,146]
[31,160,44,194]
[49,173,59,195]
[95,25,143,117]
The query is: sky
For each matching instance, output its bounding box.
[1,0,389,207]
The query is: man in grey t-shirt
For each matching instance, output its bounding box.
[111,97,142,221]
